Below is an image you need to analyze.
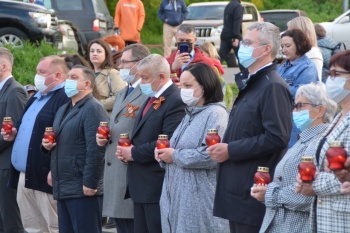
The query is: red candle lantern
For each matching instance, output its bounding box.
[206,129,221,147]
[43,127,56,144]
[298,156,316,182]
[326,141,347,170]
[254,167,271,185]
[156,134,170,149]
[2,117,13,134]
[118,133,132,147]
[97,122,110,139]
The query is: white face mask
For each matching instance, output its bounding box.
[34,74,48,92]
[325,76,350,103]
[120,69,135,84]
[181,86,203,106]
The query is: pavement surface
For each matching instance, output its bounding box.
[222,67,240,84]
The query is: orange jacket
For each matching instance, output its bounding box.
[114,0,145,42]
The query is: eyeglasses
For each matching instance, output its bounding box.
[325,69,350,79]
[293,102,319,111]
[240,39,267,48]
[118,59,140,65]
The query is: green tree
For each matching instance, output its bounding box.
[107,0,345,44]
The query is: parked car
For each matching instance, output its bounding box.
[319,9,350,50]
[171,1,261,67]
[49,0,113,55]
[260,9,307,32]
[57,20,79,52]
[0,0,61,48]
[22,0,114,55]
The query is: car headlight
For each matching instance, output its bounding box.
[215,25,223,36]
[29,12,51,28]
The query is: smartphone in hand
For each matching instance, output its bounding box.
[178,43,190,54]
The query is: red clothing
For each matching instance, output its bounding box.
[167,47,216,77]
[213,59,225,75]
[114,0,145,42]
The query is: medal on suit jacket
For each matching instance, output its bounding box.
[153,96,165,110]
[124,103,139,119]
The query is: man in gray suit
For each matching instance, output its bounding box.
[96,44,150,233]
[0,48,27,232]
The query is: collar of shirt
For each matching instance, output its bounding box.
[286,55,307,67]
[34,82,65,100]
[299,123,329,143]
[131,79,141,88]
[242,62,273,86]
[153,79,173,98]
[0,76,12,91]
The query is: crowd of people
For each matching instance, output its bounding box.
[0,0,350,232]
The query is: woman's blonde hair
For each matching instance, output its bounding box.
[199,42,220,59]
[287,16,318,47]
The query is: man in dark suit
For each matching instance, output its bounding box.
[43,65,109,233]
[3,55,69,233]
[117,54,186,233]
[0,48,26,232]
[96,44,150,232]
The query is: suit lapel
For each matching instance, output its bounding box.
[112,86,143,120]
[132,84,176,138]
[0,78,13,99]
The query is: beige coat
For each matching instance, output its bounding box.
[93,68,126,113]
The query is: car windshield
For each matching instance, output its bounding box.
[260,12,301,32]
[186,5,225,20]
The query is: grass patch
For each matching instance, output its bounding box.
[4,41,59,85]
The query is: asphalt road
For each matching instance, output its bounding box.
[223,67,240,84]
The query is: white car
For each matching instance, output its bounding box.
[319,9,350,49]
[171,1,261,67]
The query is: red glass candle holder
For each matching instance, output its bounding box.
[326,141,347,170]
[298,156,316,182]
[254,167,271,185]
[156,134,170,149]
[43,127,56,144]
[97,122,110,139]
[118,133,131,147]
[2,117,13,134]
[206,129,221,147]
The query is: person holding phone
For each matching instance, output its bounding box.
[166,24,216,80]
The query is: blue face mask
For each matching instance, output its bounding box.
[238,45,264,68]
[64,79,79,97]
[293,110,314,131]
[139,75,158,97]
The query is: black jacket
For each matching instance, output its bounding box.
[127,84,186,203]
[0,78,27,170]
[220,0,243,41]
[213,64,293,227]
[8,88,69,194]
[49,94,108,200]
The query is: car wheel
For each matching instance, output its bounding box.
[0,27,27,48]
[225,53,238,67]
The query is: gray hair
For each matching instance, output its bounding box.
[0,47,14,67]
[247,22,281,58]
[123,44,150,61]
[177,24,196,35]
[138,54,170,78]
[295,82,337,123]
[287,16,317,47]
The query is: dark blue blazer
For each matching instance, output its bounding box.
[8,88,69,194]
[127,83,186,203]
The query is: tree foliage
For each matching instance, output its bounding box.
[106,0,345,44]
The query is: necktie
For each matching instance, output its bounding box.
[142,97,156,117]
[126,86,134,97]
